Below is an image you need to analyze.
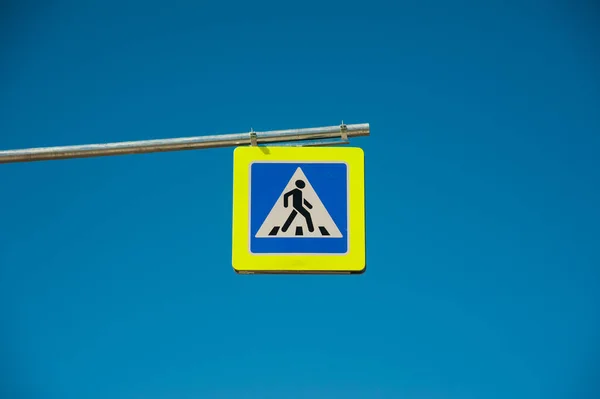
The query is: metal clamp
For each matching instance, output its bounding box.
[249,128,258,146]
[340,121,348,142]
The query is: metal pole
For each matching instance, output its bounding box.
[0,123,369,164]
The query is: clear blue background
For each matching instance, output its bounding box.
[1,1,599,398]
[250,162,348,254]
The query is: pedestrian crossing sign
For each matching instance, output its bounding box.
[231,146,366,274]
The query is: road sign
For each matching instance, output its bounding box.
[232,146,365,274]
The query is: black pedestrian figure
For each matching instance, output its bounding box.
[281,179,314,233]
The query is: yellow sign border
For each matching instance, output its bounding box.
[232,146,365,274]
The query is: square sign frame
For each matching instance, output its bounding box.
[232,146,365,274]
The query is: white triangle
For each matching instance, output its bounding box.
[255,167,343,238]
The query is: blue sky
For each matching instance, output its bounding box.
[1,1,599,398]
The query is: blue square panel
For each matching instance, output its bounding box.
[249,162,348,255]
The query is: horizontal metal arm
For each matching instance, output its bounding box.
[0,123,369,164]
